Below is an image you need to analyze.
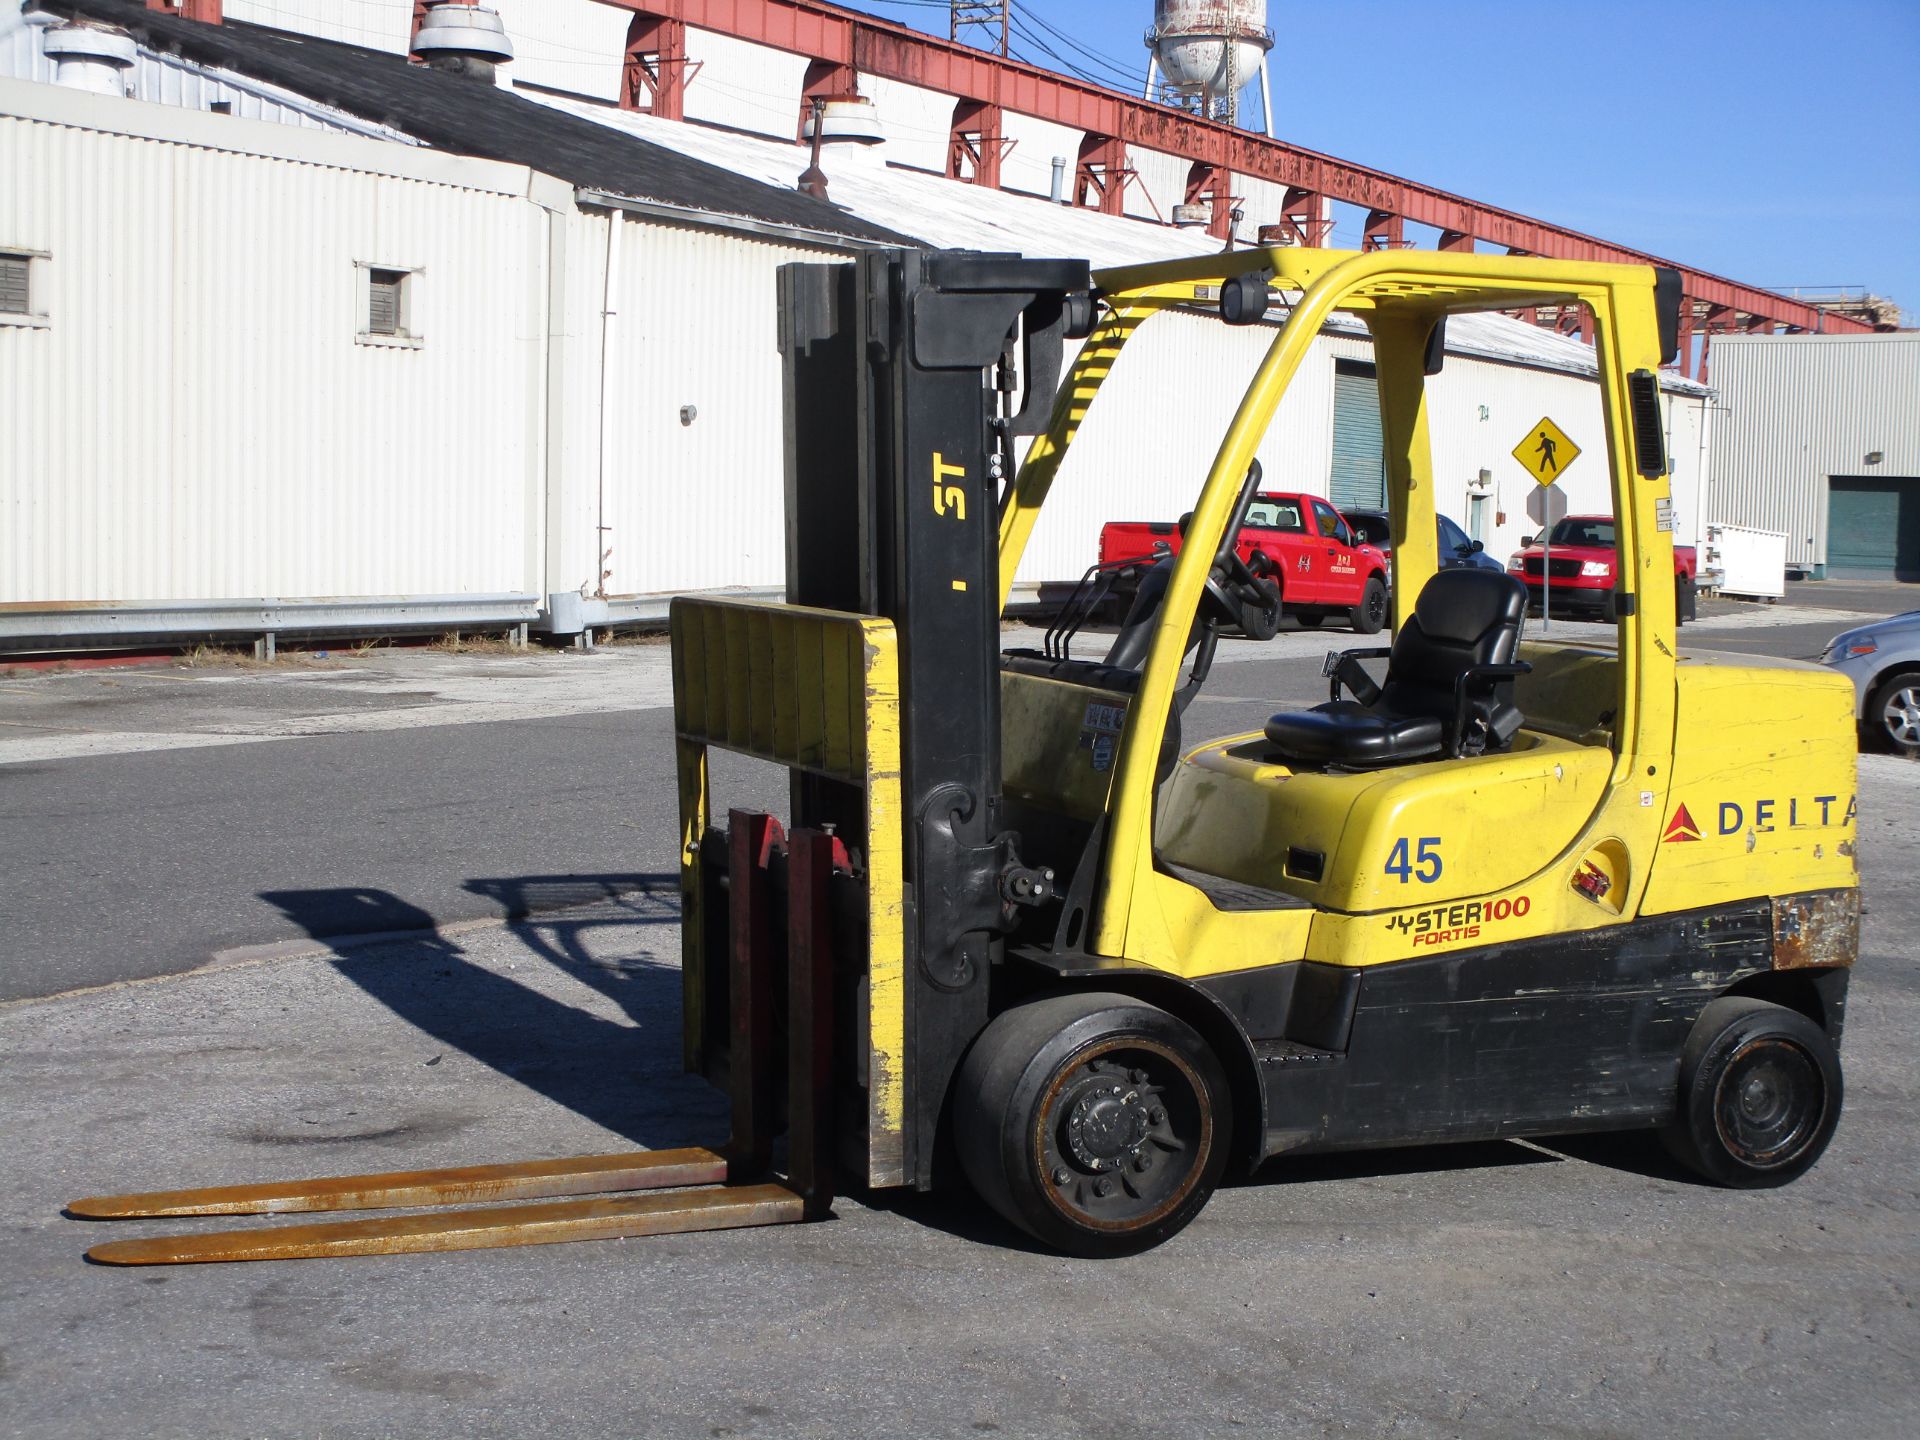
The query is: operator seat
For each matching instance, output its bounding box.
[1264,569,1530,768]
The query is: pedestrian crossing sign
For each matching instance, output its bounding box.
[1514,417,1580,485]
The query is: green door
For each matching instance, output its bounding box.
[1829,476,1920,581]
[1330,362,1385,511]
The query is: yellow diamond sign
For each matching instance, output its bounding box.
[1514,417,1581,485]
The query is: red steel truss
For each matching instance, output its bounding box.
[157,0,1865,355]
[596,1,1868,346]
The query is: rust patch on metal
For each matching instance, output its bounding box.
[67,1148,730,1219]
[1772,889,1859,971]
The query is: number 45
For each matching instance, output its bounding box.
[1386,837,1443,884]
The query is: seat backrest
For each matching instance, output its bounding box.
[1381,569,1527,719]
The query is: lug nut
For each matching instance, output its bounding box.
[1094,1177,1115,1197]
[1052,1167,1071,1186]
[1130,1069,1148,1084]
[1149,1106,1167,1125]
[1135,1153,1154,1172]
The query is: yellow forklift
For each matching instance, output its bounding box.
[74,247,1860,1263]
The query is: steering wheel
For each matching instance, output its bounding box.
[1201,459,1271,627]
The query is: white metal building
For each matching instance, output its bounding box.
[1704,333,1920,581]
[1,1,1715,649]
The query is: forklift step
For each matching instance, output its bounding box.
[83,1182,806,1265]
[68,1147,732,1218]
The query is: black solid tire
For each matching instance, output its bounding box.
[1865,669,1920,755]
[954,992,1232,1258]
[1660,997,1842,1188]
[1348,575,1388,635]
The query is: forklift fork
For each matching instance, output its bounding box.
[69,817,837,1265]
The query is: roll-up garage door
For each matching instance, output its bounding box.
[1828,476,1920,581]
[1330,361,1386,511]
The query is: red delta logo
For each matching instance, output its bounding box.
[1663,803,1703,843]
[1661,794,1856,843]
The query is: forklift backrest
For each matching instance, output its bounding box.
[1396,569,1528,692]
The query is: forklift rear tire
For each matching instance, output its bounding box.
[1659,997,1842,1188]
[955,992,1232,1257]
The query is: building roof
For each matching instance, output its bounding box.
[29,0,1707,396]
[35,0,909,246]
[534,89,1714,398]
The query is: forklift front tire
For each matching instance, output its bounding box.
[955,992,1232,1257]
[1659,997,1842,1188]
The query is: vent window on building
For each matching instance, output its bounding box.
[1,251,47,327]
[357,264,420,347]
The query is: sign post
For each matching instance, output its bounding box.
[1525,483,1569,628]
[1515,418,1580,633]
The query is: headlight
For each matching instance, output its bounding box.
[1579,561,1612,578]
[1826,633,1876,659]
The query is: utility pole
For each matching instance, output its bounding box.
[950,1,1009,59]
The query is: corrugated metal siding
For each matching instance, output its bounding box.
[1011,312,1339,587]
[0,12,54,86]
[998,110,1087,200]
[683,29,806,139]
[1706,334,1920,568]
[131,51,410,138]
[0,107,546,606]
[598,216,838,598]
[862,73,957,177]
[1125,144,1187,223]
[492,0,624,103]
[222,0,412,54]
[1,14,413,139]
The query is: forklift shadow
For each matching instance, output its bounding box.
[258,881,720,1150]
[1242,1132,1690,1188]
[1241,1139,1563,1189]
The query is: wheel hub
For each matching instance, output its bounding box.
[1715,1038,1822,1166]
[1065,1079,1151,1172]
[1886,686,1920,746]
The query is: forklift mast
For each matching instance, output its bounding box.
[745,251,1090,1188]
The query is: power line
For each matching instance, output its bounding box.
[1011,2,1147,88]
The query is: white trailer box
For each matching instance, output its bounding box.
[1702,524,1788,600]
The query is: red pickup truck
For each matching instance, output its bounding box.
[1100,491,1391,633]
[1507,515,1698,624]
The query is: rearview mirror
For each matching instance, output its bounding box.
[1468,540,1484,554]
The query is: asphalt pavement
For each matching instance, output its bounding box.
[0,752,1915,1439]
[2,583,1906,1003]
[1,579,1916,1438]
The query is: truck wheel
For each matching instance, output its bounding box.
[1348,576,1388,635]
[1659,997,1842,1188]
[1865,669,1920,755]
[1238,578,1283,641]
[955,992,1232,1257]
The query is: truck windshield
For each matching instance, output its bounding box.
[1549,519,1615,547]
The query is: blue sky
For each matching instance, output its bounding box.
[842,1,1920,322]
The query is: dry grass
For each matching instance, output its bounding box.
[424,629,528,655]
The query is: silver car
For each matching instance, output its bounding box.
[1821,609,1920,754]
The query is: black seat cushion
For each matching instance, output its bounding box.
[1263,701,1445,765]
[1265,570,1528,768]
